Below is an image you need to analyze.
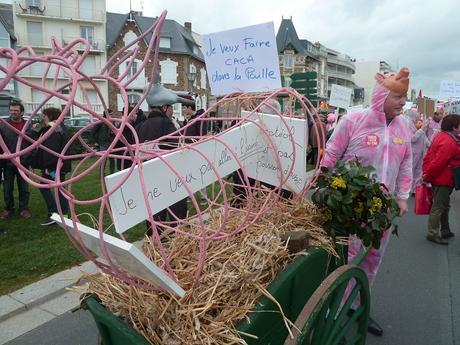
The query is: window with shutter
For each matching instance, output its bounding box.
[159,59,177,85]
[123,31,138,50]
[0,25,9,48]
[201,95,207,110]
[116,94,124,111]
[82,55,96,75]
[27,21,43,46]
[200,68,207,89]
[159,37,171,48]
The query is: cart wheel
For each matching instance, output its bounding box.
[284,264,370,345]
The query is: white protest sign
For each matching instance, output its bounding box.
[403,101,414,111]
[51,214,185,298]
[329,84,352,109]
[439,80,460,100]
[105,113,307,233]
[201,22,281,96]
[242,111,306,192]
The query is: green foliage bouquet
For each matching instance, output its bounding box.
[311,160,400,249]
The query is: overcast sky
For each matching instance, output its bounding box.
[107,0,459,99]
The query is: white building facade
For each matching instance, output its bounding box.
[354,61,393,107]
[12,0,108,117]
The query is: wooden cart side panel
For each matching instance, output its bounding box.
[237,247,334,344]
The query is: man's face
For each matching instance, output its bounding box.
[182,105,193,117]
[383,92,406,119]
[9,105,23,122]
[163,105,173,118]
[129,112,137,123]
[414,118,423,129]
[433,111,443,123]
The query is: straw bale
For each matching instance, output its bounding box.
[80,197,335,344]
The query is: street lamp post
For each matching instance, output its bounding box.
[187,66,196,94]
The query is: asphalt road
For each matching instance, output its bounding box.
[367,193,460,345]
[7,194,460,345]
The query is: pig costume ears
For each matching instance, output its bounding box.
[375,67,410,95]
[327,113,336,123]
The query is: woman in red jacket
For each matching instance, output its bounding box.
[423,114,460,244]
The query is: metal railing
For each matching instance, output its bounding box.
[14,1,105,22]
[327,69,355,82]
[62,38,106,51]
[327,55,356,71]
[24,102,104,114]
[20,37,105,51]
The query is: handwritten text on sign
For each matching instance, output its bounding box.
[439,80,460,99]
[105,113,306,233]
[201,22,281,96]
[242,111,306,192]
[329,84,352,109]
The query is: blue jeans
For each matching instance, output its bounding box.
[3,166,30,211]
[39,172,69,216]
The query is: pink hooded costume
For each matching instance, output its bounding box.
[425,116,441,143]
[326,113,336,132]
[406,110,429,192]
[321,68,413,289]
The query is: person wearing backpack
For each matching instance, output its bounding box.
[32,107,72,226]
[423,114,460,244]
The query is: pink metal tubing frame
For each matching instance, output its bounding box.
[0,9,324,291]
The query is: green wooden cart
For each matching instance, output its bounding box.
[81,246,370,345]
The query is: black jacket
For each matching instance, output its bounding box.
[137,110,177,150]
[114,122,137,170]
[91,121,111,147]
[184,110,208,141]
[32,124,71,173]
[0,118,33,167]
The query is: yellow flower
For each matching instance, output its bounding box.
[330,176,347,189]
[354,202,364,216]
[324,209,332,221]
[371,197,383,213]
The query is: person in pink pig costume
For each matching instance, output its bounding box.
[406,109,430,192]
[321,67,413,336]
[425,107,443,142]
[326,112,336,132]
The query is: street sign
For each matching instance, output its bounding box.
[291,71,317,80]
[290,80,317,89]
[290,72,318,107]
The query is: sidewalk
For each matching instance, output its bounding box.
[0,261,97,344]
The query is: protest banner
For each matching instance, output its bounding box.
[201,22,281,95]
[105,112,307,233]
[329,84,352,109]
[439,80,460,100]
[417,97,435,116]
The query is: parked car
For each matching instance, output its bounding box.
[64,116,94,141]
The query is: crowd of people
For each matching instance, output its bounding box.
[316,67,460,337]
[0,84,205,227]
[0,65,459,340]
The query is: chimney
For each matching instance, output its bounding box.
[184,22,192,31]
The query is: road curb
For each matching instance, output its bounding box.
[0,261,97,323]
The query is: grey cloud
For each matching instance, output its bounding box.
[109,0,459,98]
